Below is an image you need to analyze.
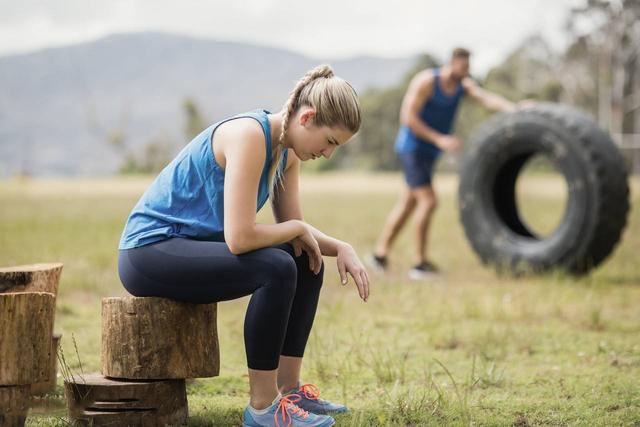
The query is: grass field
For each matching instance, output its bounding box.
[1,172,638,426]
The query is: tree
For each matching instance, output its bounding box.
[119,135,175,174]
[567,0,640,135]
[183,98,207,141]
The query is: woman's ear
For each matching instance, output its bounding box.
[299,108,316,127]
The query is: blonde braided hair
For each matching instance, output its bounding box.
[269,64,361,198]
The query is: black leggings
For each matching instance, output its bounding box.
[118,238,323,370]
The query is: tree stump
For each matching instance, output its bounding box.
[65,374,188,427]
[0,292,56,385]
[31,333,62,395]
[0,385,30,427]
[102,297,219,379]
[0,263,63,296]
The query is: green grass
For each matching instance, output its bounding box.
[1,173,639,426]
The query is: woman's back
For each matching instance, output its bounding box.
[118,109,287,249]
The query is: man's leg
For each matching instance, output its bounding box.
[374,184,417,258]
[411,185,438,265]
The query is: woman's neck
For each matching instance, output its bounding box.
[267,110,287,148]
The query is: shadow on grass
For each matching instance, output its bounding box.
[598,274,640,286]
[187,408,467,427]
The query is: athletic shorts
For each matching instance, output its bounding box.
[397,151,439,188]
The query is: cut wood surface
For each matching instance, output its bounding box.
[65,373,188,427]
[102,297,219,379]
[0,263,63,295]
[0,292,55,385]
[0,385,30,427]
[31,333,62,395]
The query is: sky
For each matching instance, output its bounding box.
[0,0,582,75]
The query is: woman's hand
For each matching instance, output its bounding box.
[291,221,323,275]
[336,243,370,302]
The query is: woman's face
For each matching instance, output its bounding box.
[286,108,354,161]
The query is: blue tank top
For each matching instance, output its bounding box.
[118,109,288,250]
[395,69,465,155]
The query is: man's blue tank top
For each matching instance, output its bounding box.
[395,69,465,156]
[118,109,288,250]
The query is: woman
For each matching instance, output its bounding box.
[118,65,370,427]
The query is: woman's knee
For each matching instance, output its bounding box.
[292,251,325,285]
[260,248,298,295]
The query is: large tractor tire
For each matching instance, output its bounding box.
[458,103,630,275]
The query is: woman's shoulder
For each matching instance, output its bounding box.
[212,116,267,169]
[215,117,266,152]
[217,116,265,142]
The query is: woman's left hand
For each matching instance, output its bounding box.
[336,243,370,302]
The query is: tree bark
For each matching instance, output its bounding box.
[0,385,30,427]
[65,373,187,427]
[0,292,56,385]
[0,263,63,296]
[102,297,219,379]
[31,333,62,395]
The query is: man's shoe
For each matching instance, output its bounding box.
[408,260,440,280]
[365,253,388,273]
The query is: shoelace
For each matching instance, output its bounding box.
[275,394,309,427]
[299,383,322,401]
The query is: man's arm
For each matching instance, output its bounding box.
[400,71,459,151]
[462,77,516,112]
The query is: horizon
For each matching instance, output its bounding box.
[0,29,558,79]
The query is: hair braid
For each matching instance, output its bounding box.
[269,65,335,198]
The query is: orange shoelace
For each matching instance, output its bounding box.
[275,394,309,427]
[299,383,321,401]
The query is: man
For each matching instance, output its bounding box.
[369,48,516,280]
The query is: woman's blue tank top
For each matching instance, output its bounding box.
[395,69,465,156]
[118,109,288,249]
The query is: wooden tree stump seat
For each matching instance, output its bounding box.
[31,333,62,396]
[65,373,188,427]
[0,385,30,427]
[0,263,63,296]
[0,292,56,386]
[102,297,220,380]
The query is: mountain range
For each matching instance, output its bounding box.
[0,32,417,176]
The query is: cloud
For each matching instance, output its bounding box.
[0,0,577,74]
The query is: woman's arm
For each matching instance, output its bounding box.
[220,119,305,254]
[271,154,344,256]
[272,153,370,301]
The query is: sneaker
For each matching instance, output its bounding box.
[283,383,348,415]
[408,260,440,280]
[365,253,388,273]
[242,393,335,427]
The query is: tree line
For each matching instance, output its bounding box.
[113,0,639,174]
